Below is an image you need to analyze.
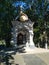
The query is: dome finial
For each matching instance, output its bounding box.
[20,6,23,14]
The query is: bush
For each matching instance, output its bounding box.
[0,40,6,46]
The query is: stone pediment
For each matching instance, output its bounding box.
[12,19,34,30]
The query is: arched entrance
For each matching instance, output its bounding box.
[17,33,23,45]
[17,29,29,46]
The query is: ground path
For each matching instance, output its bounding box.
[13,48,49,65]
[1,48,49,65]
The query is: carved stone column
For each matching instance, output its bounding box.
[29,29,35,48]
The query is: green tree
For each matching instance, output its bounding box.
[0,0,16,47]
[25,0,49,47]
[0,0,49,47]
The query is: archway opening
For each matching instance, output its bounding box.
[17,29,29,46]
[17,33,26,45]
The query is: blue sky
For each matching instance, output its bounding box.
[12,0,49,13]
[13,1,29,10]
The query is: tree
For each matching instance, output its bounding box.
[25,0,49,47]
[0,0,16,47]
[0,0,49,47]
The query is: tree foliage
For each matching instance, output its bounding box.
[0,0,49,47]
[0,0,16,47]
[24,0,49,46]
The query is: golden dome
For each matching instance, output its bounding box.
[19,12,28,22]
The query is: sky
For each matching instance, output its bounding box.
[12,0,49,15]
[13,1,29,10]
[13,0,49,10]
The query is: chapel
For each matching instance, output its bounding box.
[11,11,35,49]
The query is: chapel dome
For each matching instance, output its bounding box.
[19,11,28,22]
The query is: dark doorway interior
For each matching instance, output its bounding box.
[17,33,26,45]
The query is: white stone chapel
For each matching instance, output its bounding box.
[11,11,35,50]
